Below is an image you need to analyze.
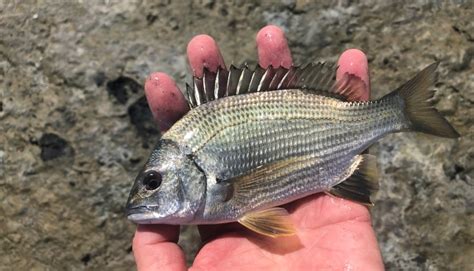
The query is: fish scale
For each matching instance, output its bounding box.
[163,90,404,154]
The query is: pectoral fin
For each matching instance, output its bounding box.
[238,207,296,238]
[224,156,318,204]
[226,158,299,187]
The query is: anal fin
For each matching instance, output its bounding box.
[238,207,296,238]
[327,154,379,206]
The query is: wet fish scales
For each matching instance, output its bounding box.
[164,90,399,219]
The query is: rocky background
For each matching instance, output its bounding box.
[1,0,473,270]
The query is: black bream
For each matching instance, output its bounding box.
[126,62,459,237]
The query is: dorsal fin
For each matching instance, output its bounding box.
[185,62,365,108]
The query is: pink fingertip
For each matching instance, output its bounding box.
[337,49,370,101]
[144,72,189,132]
[256,25,293,69]
[187,34,226,78]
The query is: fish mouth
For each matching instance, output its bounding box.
[126,205,162,224]
[126,205,193,225]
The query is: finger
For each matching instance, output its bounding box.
[256,25,293,68]
[187,34,226,77]
[144,72,190,132]
[336,49,370,101]
[133,225,186,271]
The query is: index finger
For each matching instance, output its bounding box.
[144,73,189,132]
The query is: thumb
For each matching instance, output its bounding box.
[133,225,187,271]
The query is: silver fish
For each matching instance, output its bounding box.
[126,62,459,237]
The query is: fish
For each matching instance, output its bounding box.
[126,62,459,237]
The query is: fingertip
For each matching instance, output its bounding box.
[256,25,293,69]
[337,49,370,101]
[256,25,286,44]
[187,34,226,77]
[144,72,189,132]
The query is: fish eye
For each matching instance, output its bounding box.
[142,171,162,191]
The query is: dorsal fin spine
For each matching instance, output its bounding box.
[286,65,301,87]
[236,65,249,95]
[257,68,269,92]
[202,69,209,102]
[279,67,297,89]
[248,71,257,92]
[185,62,368,108]
[276,68,291,89]
[192,78,201,106]
[236,68,244,95]
[214,68,220,99]
[225,66,232,97]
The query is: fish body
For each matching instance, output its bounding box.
[164,89,402,222]
[126,63,459,237]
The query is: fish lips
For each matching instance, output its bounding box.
[126,205,162,224]
[126,205,193,225]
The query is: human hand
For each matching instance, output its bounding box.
[132,25,384,271]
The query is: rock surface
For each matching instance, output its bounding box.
[1,1,473,270]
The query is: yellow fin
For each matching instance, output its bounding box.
[238,207,296,238]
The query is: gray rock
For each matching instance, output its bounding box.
[1,1,472,270]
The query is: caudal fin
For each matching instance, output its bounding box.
[390,63,460,138]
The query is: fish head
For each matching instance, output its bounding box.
[126,139,206,224]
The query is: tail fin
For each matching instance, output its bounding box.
[388,62,460,138]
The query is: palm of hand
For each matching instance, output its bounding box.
[132,26,384,270]
[191,195,382,270]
